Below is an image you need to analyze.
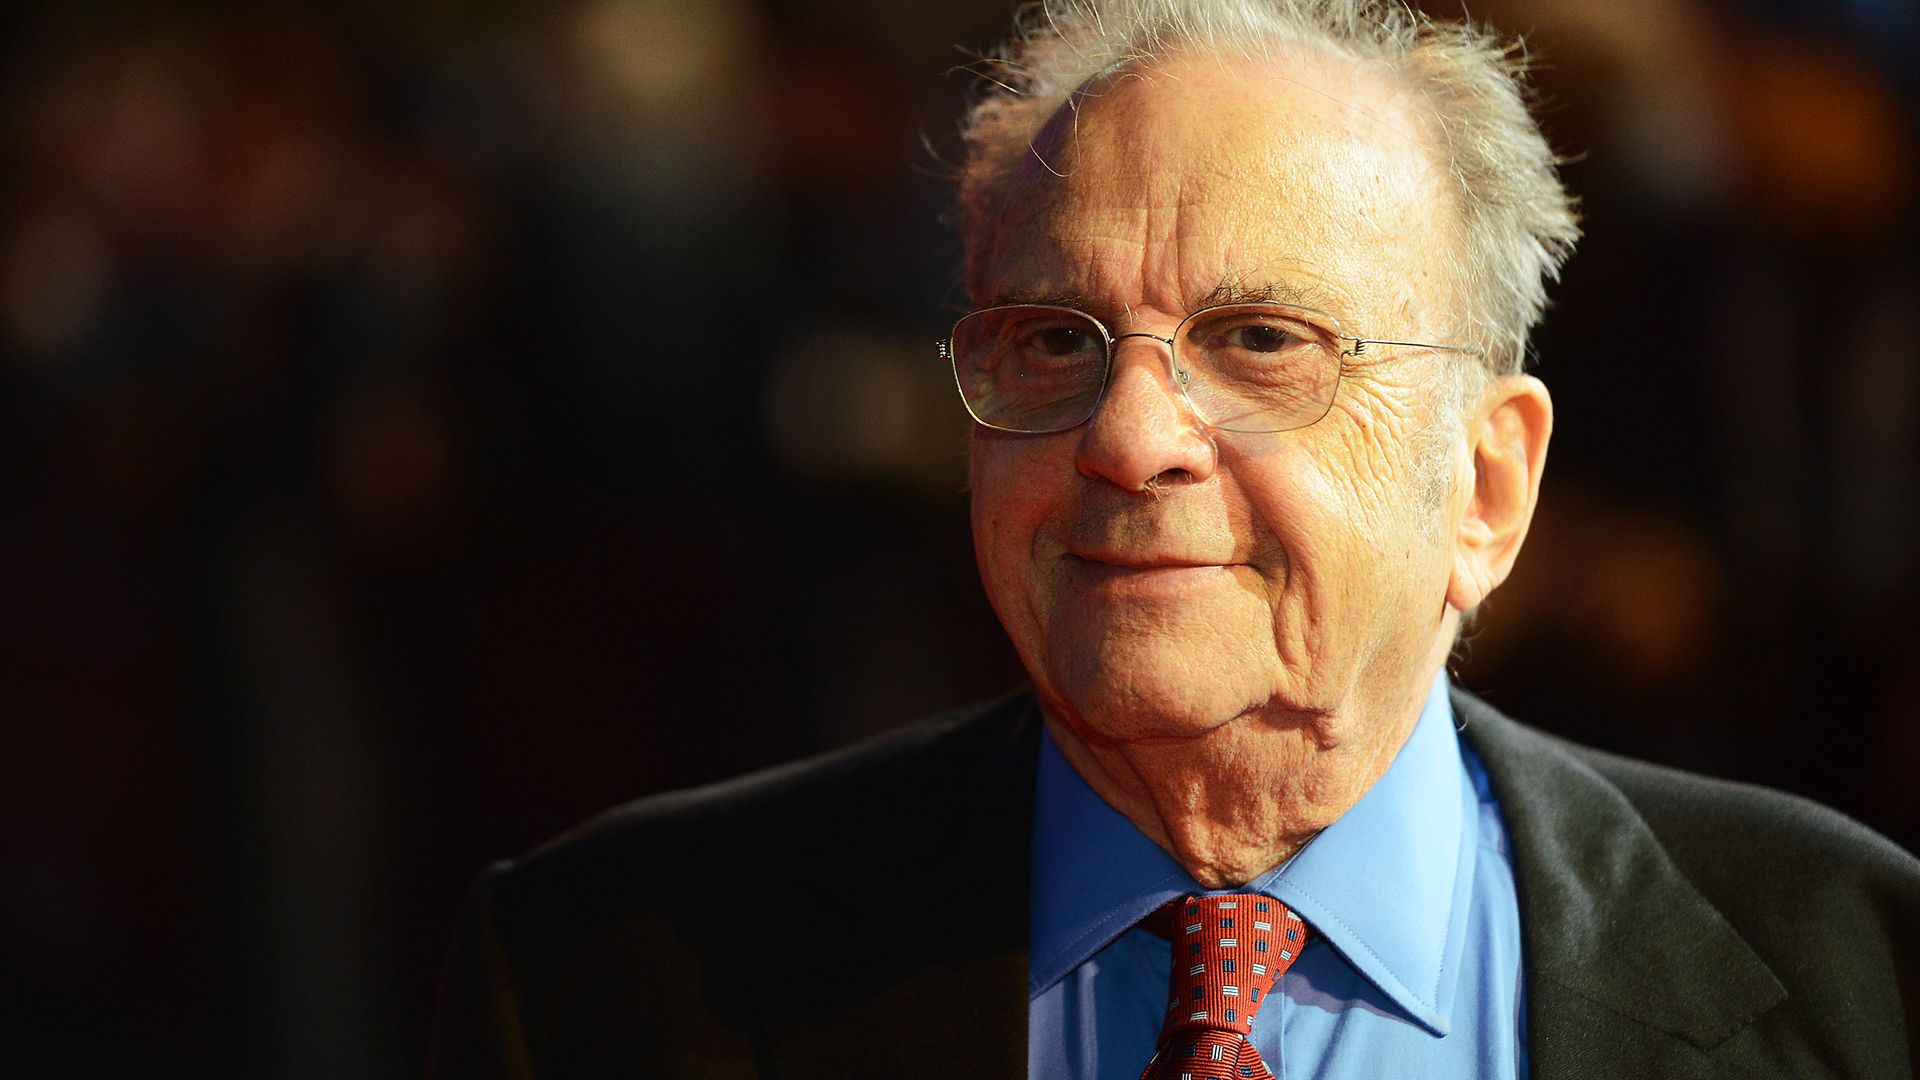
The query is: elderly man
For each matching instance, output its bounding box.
[430,1,1920,1077]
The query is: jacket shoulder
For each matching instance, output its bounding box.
[1562,735,1920,896]
[475,689,1038,952]
[1456,687,1920,1071]
[1463,689,1920,913]
[430,691,1040,1077]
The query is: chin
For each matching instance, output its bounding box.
[1044,640,1281,746]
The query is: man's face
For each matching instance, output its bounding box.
[969,51,1468,746]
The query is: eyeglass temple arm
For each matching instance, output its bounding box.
[1345,338,1483,357]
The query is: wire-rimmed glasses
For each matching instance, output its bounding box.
[937,302,1479,434]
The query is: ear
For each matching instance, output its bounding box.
[1448,375,1552,612]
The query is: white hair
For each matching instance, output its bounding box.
[954,0,1580,377]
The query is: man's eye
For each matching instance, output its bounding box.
[1225,324,1295,352]
[1028,326,1098,356]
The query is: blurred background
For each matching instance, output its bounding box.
[0,0,1913,1075]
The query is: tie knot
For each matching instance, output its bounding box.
[1155,893,1306,1041]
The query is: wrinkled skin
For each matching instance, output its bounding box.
[967,51,1552,886]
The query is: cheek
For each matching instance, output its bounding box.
[968,433,1073,609]
[1226,428,1369,556]
[1229,404,1437,606]
[1319,386,1437,541]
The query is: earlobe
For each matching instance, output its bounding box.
[1447,375,1552,613]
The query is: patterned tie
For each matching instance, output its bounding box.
[1138,894,1309,1080]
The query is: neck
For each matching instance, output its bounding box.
[1046,649,1449,888]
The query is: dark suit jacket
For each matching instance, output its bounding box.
[431,689,1920,1078]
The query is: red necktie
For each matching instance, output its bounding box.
[1138,894,1309,1080]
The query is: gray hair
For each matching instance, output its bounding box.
[954,0,1580,377]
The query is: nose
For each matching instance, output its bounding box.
[1075,334,1218,491]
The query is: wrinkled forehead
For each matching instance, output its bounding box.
[971,50,1457,323]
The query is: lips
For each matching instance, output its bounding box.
[1068,550,1231,571]
[1065,556,1238,603]
[1061,513,1242,572]
[1066,553,1242,590]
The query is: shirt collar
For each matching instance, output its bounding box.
[1029,672,1473,1035]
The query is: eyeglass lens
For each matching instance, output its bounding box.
[948,304,1343,434]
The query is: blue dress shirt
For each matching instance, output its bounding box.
[1028,674,1528,1079]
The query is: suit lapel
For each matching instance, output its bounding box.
[1456,690,1785,1079]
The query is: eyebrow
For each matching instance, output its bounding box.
[983,277,1338,317]
[1193,277,1332,311]
[982,288,1096,309]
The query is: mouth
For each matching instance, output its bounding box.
[1068,550,1232,571]
[1065,553,1244,598]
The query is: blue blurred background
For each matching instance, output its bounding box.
[0,0,1913,1075]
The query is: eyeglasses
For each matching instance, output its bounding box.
[937,302,1479,434]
